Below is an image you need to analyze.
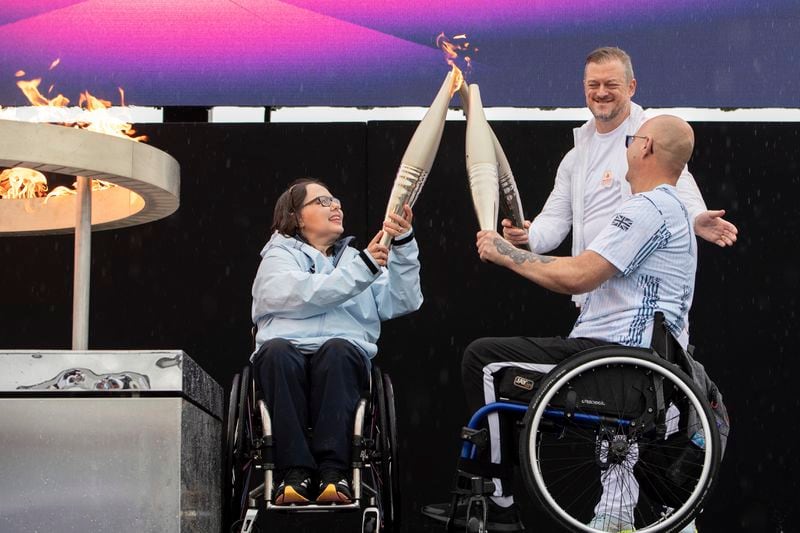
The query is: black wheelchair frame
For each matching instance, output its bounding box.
[223,363,401,533]
[448,316,723,533]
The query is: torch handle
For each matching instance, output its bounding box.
[467,162,500,231]
[499,172,531,252]
[380,163,428,248]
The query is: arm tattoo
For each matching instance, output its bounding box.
[494,237,555,265]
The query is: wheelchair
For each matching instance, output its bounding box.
[223,362,401,533]
[448,315,724,533]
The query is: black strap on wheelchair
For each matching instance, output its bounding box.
[651,311,678,365]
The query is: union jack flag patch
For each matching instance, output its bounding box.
[611,214,633,231]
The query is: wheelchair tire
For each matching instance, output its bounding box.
[368,367,400,532]
[224,366,255,530]
[222,371,241,530]
[519,347,721,533]
[382,372,401,531]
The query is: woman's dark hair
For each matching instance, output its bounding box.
[270,177,330,236]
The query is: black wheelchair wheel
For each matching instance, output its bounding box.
[222,371,241,530]
[223,365,255,531]
[367,366,400,532]
[519,347,721,533]
[382,372,401,531]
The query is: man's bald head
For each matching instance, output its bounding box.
[625,115,695,193]
[639,115,695,179]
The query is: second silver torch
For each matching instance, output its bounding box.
[380,70,458,247]
[464,84,499,231]
[460,83,530,250]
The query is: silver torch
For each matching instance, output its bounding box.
[460,83,530,250]
[464,83,498,231]
[380,69,459,247]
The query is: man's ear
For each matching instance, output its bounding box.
[642,136,654,157]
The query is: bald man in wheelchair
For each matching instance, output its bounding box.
[424,115,705,533]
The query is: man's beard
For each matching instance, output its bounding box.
[591,101,625,123]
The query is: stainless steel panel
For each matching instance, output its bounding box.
[0,397,182,533]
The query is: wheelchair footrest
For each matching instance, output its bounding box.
[451,471,497,497]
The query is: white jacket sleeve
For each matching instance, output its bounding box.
[675,165,708,229]
[371,233,423,321]
[252,247,381,320]
[528,149,575,254]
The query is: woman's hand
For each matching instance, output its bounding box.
[382,204,413,239]
[367,231,389,267]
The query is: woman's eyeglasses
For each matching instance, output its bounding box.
[302,195,342,208]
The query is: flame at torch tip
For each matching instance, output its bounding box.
[436,32,458,66]
[14,70,25,77]
[436,32,475,80]
[449,65,464,97]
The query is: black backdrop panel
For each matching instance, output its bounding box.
[2,121,798,532]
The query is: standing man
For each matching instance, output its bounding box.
[504,47,737,307]
[423,115,704,532]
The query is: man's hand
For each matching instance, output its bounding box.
[383,204,413,239]
[501,218,531,248]
[477,230,514,267]
[367,231,389,267]
[694,209,738,247]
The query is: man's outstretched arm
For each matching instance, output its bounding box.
[476,230,618,295]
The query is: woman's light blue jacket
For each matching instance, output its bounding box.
[251,231,423,359]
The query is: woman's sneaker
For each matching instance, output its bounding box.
[274,468,313,505]
[316,468,353,503]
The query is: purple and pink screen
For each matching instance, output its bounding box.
[0,0,796,107]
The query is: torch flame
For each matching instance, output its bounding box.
[436,32,474,79]
[449,65,464,97]
[14,70,25,77]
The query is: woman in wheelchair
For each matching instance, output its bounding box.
[250,178,422,506]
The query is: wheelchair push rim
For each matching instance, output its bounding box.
[519,348,721,533]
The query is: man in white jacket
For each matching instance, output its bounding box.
[504,47,737,306]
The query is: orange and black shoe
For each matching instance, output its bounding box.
[274,468,313,505]
[316,468,353,504]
